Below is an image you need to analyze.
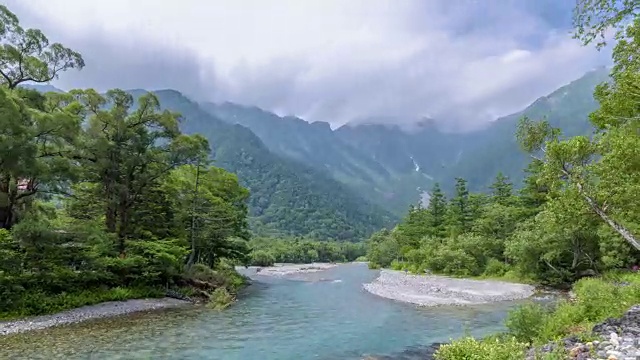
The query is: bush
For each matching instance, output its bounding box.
[435,336,527,360]
[484,258,510,277]
[207,287,235,310]
[427,248,481,276]
[390,260,407,271]
[505,303,549,343]
[250,250,276,267]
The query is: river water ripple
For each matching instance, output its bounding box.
[0,263,526,360]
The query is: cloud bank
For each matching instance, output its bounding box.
[8,0,610,129]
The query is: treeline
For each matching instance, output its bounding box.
[367,20,640,290]
[0,6,250,317]
[248,237,366,266]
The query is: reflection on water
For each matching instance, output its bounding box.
[0,264,528,360]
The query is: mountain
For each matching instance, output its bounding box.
[203,67,610,211]
[25,85,396,240]
[130,89,397,240]
[439,66,610,191]
[201,102,418,213]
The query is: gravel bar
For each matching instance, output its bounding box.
[363,269,535,306]
[0,297,191,336]
[241,263,338,277]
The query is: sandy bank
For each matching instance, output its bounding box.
[363,269,535,306]
[0,297,191,336]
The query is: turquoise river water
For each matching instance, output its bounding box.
[0,263,526,360]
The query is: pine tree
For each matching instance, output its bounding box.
[448,177,472,233]
[427,182,447,237]
[489,172,513,205]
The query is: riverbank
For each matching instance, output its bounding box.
[0,297,191,336]
[363,269,535,306]
[525,304,640,359]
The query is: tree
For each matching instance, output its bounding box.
[489,172,513,205]
[0,5,84,89]
[427,182,447,237]
[0,88,83,229]
[73,89,209,252]
[573,0,640,48]
[0,6,84,229]
[163,165,250,267]
[516,114,640,251]
[447,177,472,234]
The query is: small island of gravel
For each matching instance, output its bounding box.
[241,262,338,277]
[0,298,191,336]
[363,269,535,306]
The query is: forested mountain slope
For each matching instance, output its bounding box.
[26,85,395,240]
[130,89,396,240]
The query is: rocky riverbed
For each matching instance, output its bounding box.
[0,297,191,336]
[529,305,640,360]
[363,269,535,306]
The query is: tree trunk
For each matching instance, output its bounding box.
[576,182,640,251]
[104,175,118,233]
[116,194,130,255]
[187,162,201,268]
[552,162,640,252]
[0,176,18,230]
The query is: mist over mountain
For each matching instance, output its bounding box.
[203,67,609,214]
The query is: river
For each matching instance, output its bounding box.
[0,263,524,359]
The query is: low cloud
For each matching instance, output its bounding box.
[8,0,611,129]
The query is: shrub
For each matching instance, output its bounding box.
[484,258,510,277]
[207,287,235,310]
[250,250,276,267]
[505,303,548,343]
[435,336,527,360]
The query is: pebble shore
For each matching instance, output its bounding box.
[0,297,191,336]
[363,269,535,306]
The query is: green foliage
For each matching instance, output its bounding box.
[0,287,163,320]
[437,273,640,358]
[247,237,365,265]
[435,336,527,360]
[250,250,276,267]
[483,258,510,277]
[207,287,235,310]
[505,303,549,343]
[0,6,252,318]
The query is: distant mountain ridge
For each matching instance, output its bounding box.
[23,66,610,230]
[203,66,610,214]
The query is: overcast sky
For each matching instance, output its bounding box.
[7,0,610,129]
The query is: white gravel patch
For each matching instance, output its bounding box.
[0,297,191,336]
[241,263,338,277]
[363,269,535,306]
